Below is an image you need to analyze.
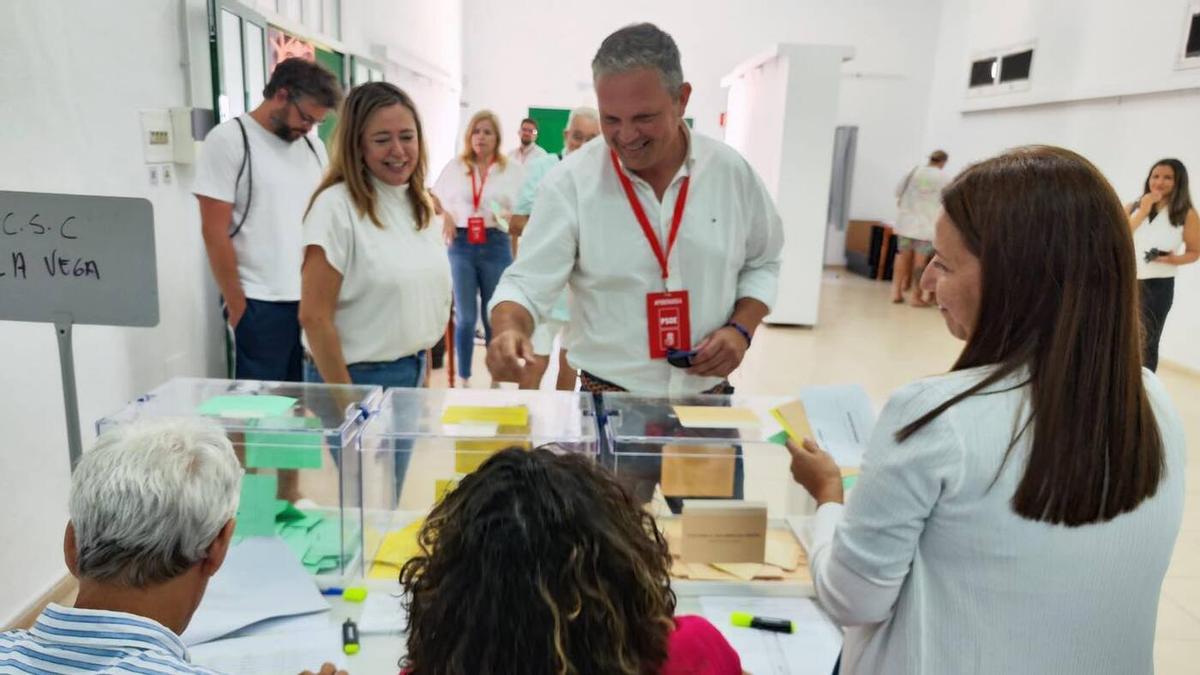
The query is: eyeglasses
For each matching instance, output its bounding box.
[290,99,322,126]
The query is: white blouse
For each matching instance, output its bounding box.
[1133,208,1186,280]
[431,158,525,230]
[810,365,1187,675]
[302,179,452,364]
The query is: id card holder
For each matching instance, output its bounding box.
[646,291,691,359]
[467,216,487,244]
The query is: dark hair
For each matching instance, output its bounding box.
[263,57,343,109]
[897,145,1164,527]
[930,149,948,163]
[1136,158,1193,227]
[520,117,538,129]
[306,82,434,230]
[592,23,684,96]
[400,447,677,675]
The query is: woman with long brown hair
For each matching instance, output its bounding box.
[788,146,1186,674]
[1127,158,1200,371]
[298,82,451,487]
[398,447,742,675]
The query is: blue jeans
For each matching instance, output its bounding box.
[304,353,426,496]
[229,298,303,382]
[448,228,513,379]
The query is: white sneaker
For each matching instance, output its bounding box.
[456,378,471,389]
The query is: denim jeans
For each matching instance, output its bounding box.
[304,352,426,496]
[229,298,304,382]
[448,228,513,379]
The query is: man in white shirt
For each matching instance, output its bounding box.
[488,23,783,397]
[507,117,549,166]
[487,23,783,506]
[0,419,344,675]
[194,58,341,382]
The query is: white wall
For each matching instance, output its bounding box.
[0,0,463,625]
[460,0,944,252]
[725,46,851,325]
[341,0,464,176]
[921,0,1200,371]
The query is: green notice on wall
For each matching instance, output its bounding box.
[314,47,345,149]
[528,107,570,156]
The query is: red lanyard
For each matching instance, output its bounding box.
[609,150,690,280]
[470,162,492,212]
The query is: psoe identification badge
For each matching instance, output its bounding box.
[646,290,691,359]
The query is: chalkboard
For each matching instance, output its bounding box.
[0,191,159,327]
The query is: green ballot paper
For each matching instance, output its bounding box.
[245,416,324,469]
[196,395,298,419]
[233,474,278,539]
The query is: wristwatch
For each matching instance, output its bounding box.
[725,321,752,347]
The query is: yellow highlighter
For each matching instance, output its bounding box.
[731,611,794,634]
[342,618,360,655]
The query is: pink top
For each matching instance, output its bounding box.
[661,615,742,675]
[400,615,741,674]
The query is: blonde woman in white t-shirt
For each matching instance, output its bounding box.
[299,83,452,488]
[432,111,524,387]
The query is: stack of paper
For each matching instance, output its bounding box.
[189,627,345,675]
[231,473,354,574]
[181,537,330,646]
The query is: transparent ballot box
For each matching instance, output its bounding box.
[600,392,816,595]
[352,388,599,582]
[95,377,384,579]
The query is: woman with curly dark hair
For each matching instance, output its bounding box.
[398,447,743,675]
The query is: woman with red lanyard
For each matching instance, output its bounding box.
[433,110,524,387]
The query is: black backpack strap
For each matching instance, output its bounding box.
[303,135,322,167]
[229,122,320,239]
[230,118,253,238]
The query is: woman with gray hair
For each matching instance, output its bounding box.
[0,419,344,675]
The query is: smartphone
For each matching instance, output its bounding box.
[666,348,698,368]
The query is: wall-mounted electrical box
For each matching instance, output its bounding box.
[139,109,174,164]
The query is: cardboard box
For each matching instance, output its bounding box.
[680,500,767,563]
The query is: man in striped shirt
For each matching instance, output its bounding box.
[0,420,343,675]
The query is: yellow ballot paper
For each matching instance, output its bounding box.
[673,406,761,429]
[368,518,425,579]
[441,405,528,427]
[773,399,860,482]
[434,479,458,502]
[770,399,815,443]
[454,425,532,474]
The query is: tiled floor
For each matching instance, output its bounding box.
[440,268,1200,671]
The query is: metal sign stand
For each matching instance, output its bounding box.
[0,190,159,472]
[53,313,83,469]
